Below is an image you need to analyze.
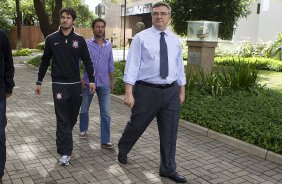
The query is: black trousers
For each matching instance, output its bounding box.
[52,83,82,156]
[118,82,180,176]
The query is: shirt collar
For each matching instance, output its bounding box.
[151,26,169,36]
[91,36,108,46]
[58,26,75,37]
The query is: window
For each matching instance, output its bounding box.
[257,3,260,14]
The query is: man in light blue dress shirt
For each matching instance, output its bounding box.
[117,2,187,183]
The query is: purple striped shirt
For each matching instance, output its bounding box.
[83,37,114,86]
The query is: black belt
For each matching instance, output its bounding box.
[136,81,175,89]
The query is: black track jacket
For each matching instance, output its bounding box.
[37,28,94,84]
[0,28,15,98]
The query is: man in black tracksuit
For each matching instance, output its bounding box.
[35,8,95,166]
[0,28,15,182]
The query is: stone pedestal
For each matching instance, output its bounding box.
[187,41,218,74]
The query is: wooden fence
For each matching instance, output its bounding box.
[8,26,132,49]
[8,26,93,49]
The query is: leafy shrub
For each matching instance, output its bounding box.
[272,48,282,61]
[215,45,237,57]
[13,48,32,56]
[267,33,282,60]
[237,41,254,57]
[253,41,274,58]
[186,60,260,97]
[112,62,125,95]
[235,41,274,58]
[27,56,51,71]
[181,39,188,60]
[186,69,223,97]
[183,49,188,60]
[215,56,282,72]
[36,42,45,50]
[27,55,41,67]
[215,60,259,90]
[181,88,282,154]
[216,34,282,59]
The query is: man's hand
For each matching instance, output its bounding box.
[81,79,87,89]
[89,82,96,94]
[124,93,135,108]
[179,86,185,104]
[35,85,42,95]
[124,84,134,108]
[109,73,114,92]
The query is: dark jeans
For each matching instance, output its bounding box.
[0,98,6,177]
[118,82,180,176]
[52,83,82,156]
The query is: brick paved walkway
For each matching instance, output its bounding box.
[2,59,282,183]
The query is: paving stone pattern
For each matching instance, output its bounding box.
[3,59,282,183]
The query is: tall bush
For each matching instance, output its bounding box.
[215,60,259,90]
[216,33,282,60]
[186,60,260,97]
[215,57,282,71]
[112,62,125,95]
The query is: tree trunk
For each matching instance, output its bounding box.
[51,0,62,32]
[33,0,62,38]
[15,0,22,50]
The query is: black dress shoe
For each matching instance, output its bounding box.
[118,153,127,164]
[160,172,187,183]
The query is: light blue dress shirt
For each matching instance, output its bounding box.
[123,26,186,86]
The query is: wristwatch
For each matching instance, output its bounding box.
[36,81,42,85]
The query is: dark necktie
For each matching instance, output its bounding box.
[160,32,168,79]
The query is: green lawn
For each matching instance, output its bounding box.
[258,70,282,92]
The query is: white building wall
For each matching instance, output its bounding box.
[257,1,282,41]
[233,0,282,43]
[233,2,259,42]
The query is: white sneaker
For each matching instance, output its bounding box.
[80,131,87,139]
[101,143,115,149]
[59,155,70,166]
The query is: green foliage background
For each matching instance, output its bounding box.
[215,57,282,72]
[63,0,95,28]
[0,0,95,30]
[165,0,253,40]
[0,0,14,31]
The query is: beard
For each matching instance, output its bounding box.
[61,23,73,30]
[95,32,104,38]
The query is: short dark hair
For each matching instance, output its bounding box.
[91,18,106,29]
[151,2,171,13]
[59,8,77,20]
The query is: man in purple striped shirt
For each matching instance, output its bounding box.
[79,18,115,149]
